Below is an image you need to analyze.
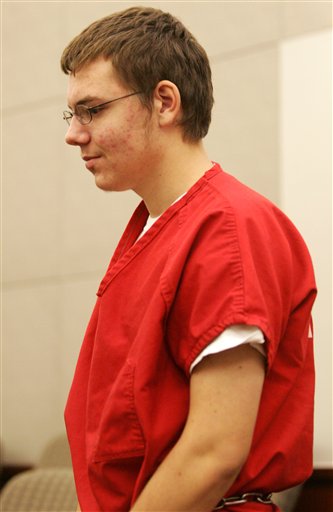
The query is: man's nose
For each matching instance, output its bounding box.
[65,117,91,146]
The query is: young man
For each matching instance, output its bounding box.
[61,7,317,512]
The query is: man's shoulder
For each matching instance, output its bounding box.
[186,166,277,224]
[208,168,274,211]
[179,165,308,253]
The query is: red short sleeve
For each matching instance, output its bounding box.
[162,180,314,375]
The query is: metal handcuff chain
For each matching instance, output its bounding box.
[214,492,273,509]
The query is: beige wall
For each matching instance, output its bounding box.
[280,29,332,467]
[2,1,332,465]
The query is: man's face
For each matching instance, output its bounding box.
[65,57,159,194]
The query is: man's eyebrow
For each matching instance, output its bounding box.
[68,96,102,109]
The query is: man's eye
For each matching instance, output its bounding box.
[90,106,103,115]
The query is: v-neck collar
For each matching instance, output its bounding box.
[97,163,221,296]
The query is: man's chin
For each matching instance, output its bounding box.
[94,175,129,193]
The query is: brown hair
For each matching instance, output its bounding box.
[61,6,214,141]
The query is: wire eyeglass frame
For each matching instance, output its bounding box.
[63,91,143,126]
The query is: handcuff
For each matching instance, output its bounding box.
[214,492,274,509]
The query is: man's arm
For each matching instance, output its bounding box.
[131,343,265,512]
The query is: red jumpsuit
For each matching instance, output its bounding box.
[65,163,317,511]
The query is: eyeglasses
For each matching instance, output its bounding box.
[63,91,143,126]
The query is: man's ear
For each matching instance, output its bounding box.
[153,80,182,128]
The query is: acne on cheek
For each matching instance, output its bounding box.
[98,125,129,144]
[100,122,139,153]
[98,106,148,155]
[100,134,135,156]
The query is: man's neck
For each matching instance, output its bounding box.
[135,140,212,218]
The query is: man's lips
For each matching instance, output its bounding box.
[82,155,100,171]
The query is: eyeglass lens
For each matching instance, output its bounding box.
[63,105,91,126]
[75,105,91,124]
